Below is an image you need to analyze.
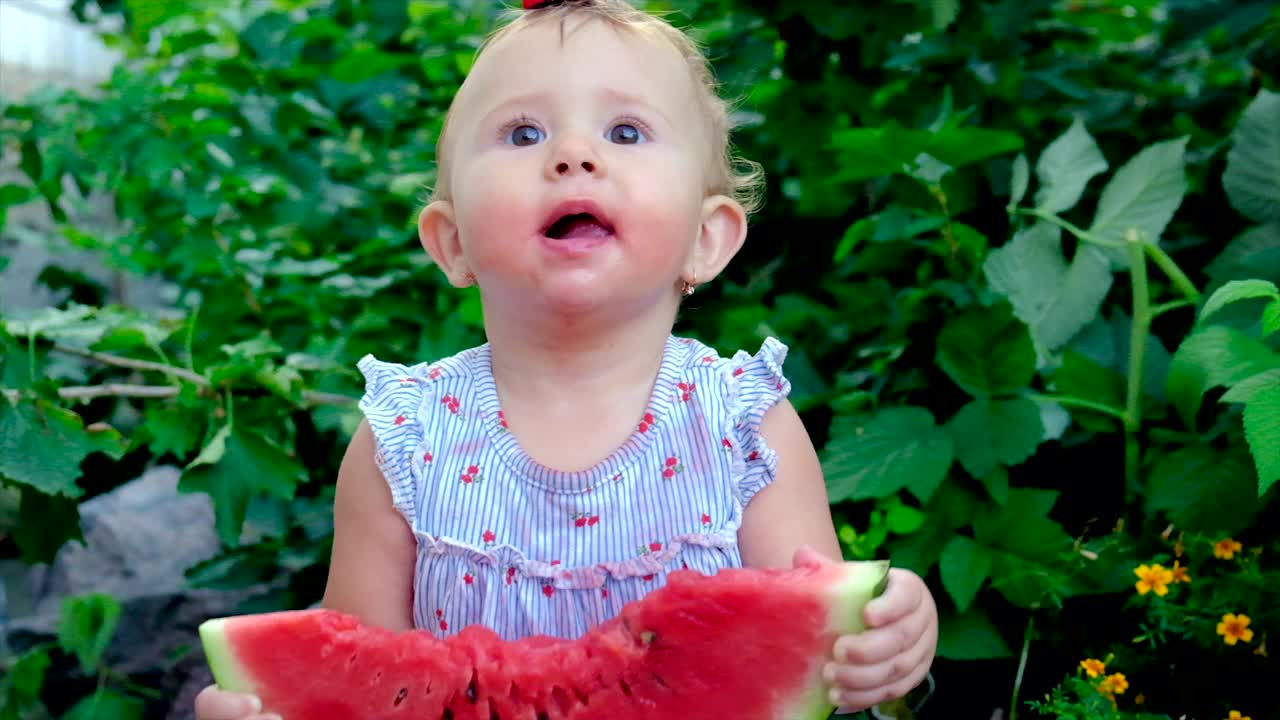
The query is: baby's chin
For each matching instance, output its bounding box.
[501,270,671,321]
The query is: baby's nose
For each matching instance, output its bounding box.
[555,159,596,174]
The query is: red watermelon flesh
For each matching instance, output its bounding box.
[199,558,890,720]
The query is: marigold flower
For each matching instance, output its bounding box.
[1170,560,1191,584]
[1217,613,1255,645]
[1134,563,1174,596]
[1079,658,1105,677]
[1214,538,1243,559]
[1227,711,1251,720]
[1097,672,1128,695]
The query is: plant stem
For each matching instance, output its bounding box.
[1029,393,1127,422]
[1009,614,1034,720]
[1151,298,1196,319]
[1125,240,1151,493]
[1145,243,1202,302]
[52,344,206,385]
[1012,208,1127,248]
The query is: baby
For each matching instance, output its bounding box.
[195,1,938,717]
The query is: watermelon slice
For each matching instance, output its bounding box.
[199,558,890,720]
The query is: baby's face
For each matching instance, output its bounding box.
[438,17,711,315]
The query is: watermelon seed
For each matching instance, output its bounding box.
[442,709,454,720]
[653,673,671,690]
[466,672,479,702]
[573,687,590,707]
[489,708,501,720]
[394,688,408,707]
[536,712,549,720]
[619,679,634,699]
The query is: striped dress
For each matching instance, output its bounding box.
[356,334,791,640]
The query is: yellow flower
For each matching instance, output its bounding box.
[1135,693,1145,704]
[1214,538,1243,559]
[1079,658,1106,677]
[1170,560,1191,584]
[1097,672,1128,695]
[1134,564,1174,596]
[1217,613,1255,645]
[1227,711,1251,720]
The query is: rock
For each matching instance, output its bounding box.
[5,465,277,719]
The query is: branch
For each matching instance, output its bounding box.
[52,344,207,386]
[3,385,355,407]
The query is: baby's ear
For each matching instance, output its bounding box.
[689,194,748,285]
[418,200,472,288]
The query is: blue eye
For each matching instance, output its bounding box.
[509,125,544,146]
[609,123,645,144]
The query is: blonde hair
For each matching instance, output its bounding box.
[427,0,765,217]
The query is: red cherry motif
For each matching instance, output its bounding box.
[642,574,655,582]
[399,377,418,384]
[435,609,443,618]
[440,395,460,414]
[676,382,695,402]
[649,542,662,552]
[461,464,481,484]
[733,367,744,377]
[550,560,561,566]
[638,412,655,433]
[722,438,733,450]
[542,585,554,597]
[423,452,433,462]
[662,456,682,479]
[483,529,496,544]
[506,567,517,584]
[463,573,474,584]
[601,588,609,598]
[702,356,714,363]
[439,620,448,631]
[429,367,441,380]
[747,450,760,462]
[394,415,406,426]
[498,410,509,430]
[575,516,587,527]
[701,513,711,525]
[588,515,599,526]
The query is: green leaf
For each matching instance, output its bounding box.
[984,222,1113,351]
[885,483,982,577]
[0,645,51,717]
[936,606,1012,660]
[1008,153,1029,208]
[1240,383,1280,496]
[935,302,1036,397]
[884,500,927,535]
[1207,223,1280,287]
[973,489,1073,607]
[945,397,1045,478]
[1166,326,1280,428]
[61,689,144,720]
[9,483,84,564]
[931,0,959,29]
[940,535,994,612]
[980,465,1010,505]
[1145,445,1259,532]
[57,593,122,675]
[179,424,303,545]
[1264,299,1280,337]
[1054,350,1125,411]
[1034,117,1109,214]
[143,404,204,459]
[1198,279,1280,326]
[1223,89,1280,224]
[822,408,954,503]
[0,399,127,498]
[1088,136,1190,268]
[1222,369,1280,404]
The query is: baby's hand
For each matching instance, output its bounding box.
[193,685,279,720]
[795,548,939,713]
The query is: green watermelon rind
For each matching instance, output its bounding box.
[199,617,255,695]
[784,559,892,720]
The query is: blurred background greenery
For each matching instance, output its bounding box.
[1,1,1278,718]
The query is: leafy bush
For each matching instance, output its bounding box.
[1,0,1277,717]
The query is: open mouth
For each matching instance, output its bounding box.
[540,202,615,241]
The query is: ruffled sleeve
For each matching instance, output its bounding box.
[356,354,432,526]
[727,337,792,506]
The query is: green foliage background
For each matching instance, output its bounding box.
[1,0,1279,718]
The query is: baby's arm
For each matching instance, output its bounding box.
[737,398,842,567]
[195,420,416,720]
[321,418,417,630]
[738,400,937,713]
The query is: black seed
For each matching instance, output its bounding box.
[619,679,633,699]
[653,673,671,690]
[442,709,454,720]
[467,672,479,702]
[536,712,549,720]
[394,688,408,707]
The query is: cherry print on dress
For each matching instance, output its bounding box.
[497,410,509,431]
[573,511,600,527]
[542,584,555,597]
[463,572,474,585]
[661,456,684,480]
[701,512,711,526]
[506,567,517,585]
[394,415,406,426]
[428,367,441,380]
[676,382,695,402]
[460,464,482,484]
[423,451,434,462]
[638,412,656,433]
[440,395,460,414]
[482,529,496,547]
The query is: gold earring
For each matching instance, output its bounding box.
[461,271,476,287]
[681,273,697,297]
